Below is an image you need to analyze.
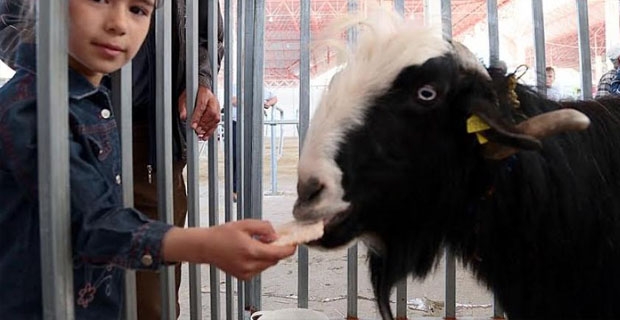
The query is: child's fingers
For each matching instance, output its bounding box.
[236,219,277,236]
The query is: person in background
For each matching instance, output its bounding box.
[230,87,278,202]
[545,66,563,101]
[596,43,620,98]
[263,87,278,110]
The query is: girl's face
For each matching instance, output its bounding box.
[68,0,154,85]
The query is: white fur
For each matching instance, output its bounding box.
[297,7,451,221]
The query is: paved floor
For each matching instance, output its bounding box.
[176,138,494,320]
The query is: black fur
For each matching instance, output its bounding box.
[318,55,620,319]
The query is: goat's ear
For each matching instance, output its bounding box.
[464,95,542,150]
[466,98,590,160]
[470,101,542,150]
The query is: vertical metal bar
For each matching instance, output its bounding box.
[223,0,236,319]
[37,1,74,319]
[269,108,277,194]
[532,0,547,94]
[242,0,256,313]
[391,4,408,317]
[111,64,137,320]
[487,0,500,68]
[444,249,456,320]
[440,0,452,40]
[207,1,222,320]
[576,0,593,99]
[298,0,311,309]
[236,0,246,318]
[346,1,359,317]
[395,279,407,320]
[185,0,202,318]
[244,0,266,312]
[439,3,456,318]
[347,245,358,319]
[155,2,176,319]
[254,0,265,310]
[394,6,407,319]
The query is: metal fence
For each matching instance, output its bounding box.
[35,0,610,319]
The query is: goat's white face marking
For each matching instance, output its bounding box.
[295,9,452,223]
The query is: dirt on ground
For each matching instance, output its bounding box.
[178,137,494,320]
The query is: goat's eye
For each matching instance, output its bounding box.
[417,85,437,101]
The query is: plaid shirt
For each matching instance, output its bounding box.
[596,69,617,98]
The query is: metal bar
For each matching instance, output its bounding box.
[440,0,452,40]
[236,0,246,318]
[298,0,311,309]
[390,12,405,317]
[444,249,456,319]
[347,245,358,319]
[532,0,547,94]
[270,108,278,195]
[264,120,300,125]
[185,0,202,318]
[438,3,456,319]
[395,279,407,320]
[576,0,593,99]
[223,0,235,319]
[155,2,176,318]
[111,64,137,320]
[346,2,359,318]
[207,1,222,319]
[250,0,267,311]
[487,0,500,68]
[243,0,264,313]
[36,1,74,318]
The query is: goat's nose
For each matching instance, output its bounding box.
[296,176,324,204]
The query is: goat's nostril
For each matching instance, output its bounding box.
[297,176,324,203]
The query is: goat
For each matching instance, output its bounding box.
[292,8,620,320]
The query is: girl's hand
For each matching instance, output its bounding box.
[161,220,297,280]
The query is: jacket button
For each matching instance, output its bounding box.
[141,254,153,266]
[115,174,121,185]
[101,109,111,119]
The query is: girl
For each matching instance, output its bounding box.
[0,0,296,318]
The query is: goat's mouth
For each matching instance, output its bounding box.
[307,206,362,248]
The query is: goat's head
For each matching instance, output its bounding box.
[293,9,589,318]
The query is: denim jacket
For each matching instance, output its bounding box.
[0,44,173,319]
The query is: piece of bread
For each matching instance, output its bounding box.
[271,220,324,246]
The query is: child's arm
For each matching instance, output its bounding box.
[161,220,297,280]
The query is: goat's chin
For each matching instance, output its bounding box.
[307,206,363,249]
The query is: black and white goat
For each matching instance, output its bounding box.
[293,8,620,320]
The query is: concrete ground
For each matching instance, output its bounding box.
[177,137,495,320]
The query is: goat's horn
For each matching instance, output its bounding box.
[483,109,590,160]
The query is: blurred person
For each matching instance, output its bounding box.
[596,43,620,98]
[545,66,564,101]
[230,86,277,201]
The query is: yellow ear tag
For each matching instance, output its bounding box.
[466,115,490,133]
[475,133,489,144]
[466,115,490,144]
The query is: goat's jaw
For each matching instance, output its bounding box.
[292,199,350,224]
[306,206,364,249]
